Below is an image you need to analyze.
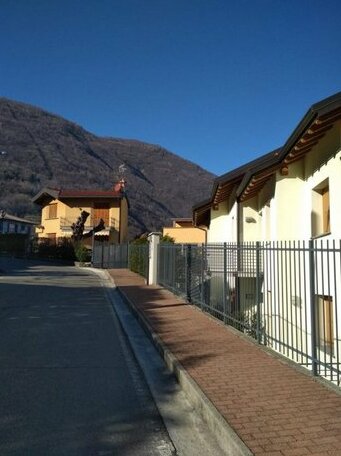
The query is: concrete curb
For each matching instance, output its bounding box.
[110,274,253,456]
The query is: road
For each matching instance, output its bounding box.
[0,258,174,455]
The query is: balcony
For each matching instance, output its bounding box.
[60,217,119,233]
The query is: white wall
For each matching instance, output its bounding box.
[271,161,306,241]
[257,122,341,242]
[206,123,341,244]
[207,200,238,243]
[240,197,261,242]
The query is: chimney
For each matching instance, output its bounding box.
[114,178,126,192]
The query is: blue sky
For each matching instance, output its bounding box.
[1,0,340,175]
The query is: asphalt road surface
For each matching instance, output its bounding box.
[0,258,174,456]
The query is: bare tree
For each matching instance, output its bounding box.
[71,211,105,240]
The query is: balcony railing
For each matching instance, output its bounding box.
[60,217,119,232]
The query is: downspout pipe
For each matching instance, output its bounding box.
[236,198,241,246]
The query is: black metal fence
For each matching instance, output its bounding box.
[92,241,149,279]
[92,241,129,269]
[158,240,341,386]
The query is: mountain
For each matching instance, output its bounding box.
[0,98,215,238]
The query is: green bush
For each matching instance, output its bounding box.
[161,234,175,244]
[129,242,148,276]
[0,234,28,255]
[129,234,175,277]
[74,243,91,263]
[31,237,76,260]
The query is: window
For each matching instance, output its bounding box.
[312,180,330,237]
[48,203,57,219]
[315,295,334,355]
[322,187,330,233]
[93,203,109,226]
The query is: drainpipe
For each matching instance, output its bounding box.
[236,199,241,246]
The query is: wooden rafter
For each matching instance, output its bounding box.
[293,141,319,152]
[306,124,333,136]
[213,181,238,204]
[239,163,279,202]
[316,107,341,123]
[298,132,326,146]
[238,102,341,203]
[283,119,336,165]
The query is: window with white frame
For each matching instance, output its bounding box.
[311,179,330,237]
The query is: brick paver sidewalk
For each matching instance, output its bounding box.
[108,268,341,456]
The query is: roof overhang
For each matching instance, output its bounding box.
[32,188,60,206]
[32,187,128,206]
[237,92,341,202]
[194,92,341,216]
[193,148,281,226]
[279,91,341,165]
[1,214,37,225]
[193,200,211,227]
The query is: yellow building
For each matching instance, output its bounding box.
[32,182,128,244]
[163,218,206,244]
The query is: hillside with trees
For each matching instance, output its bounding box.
[0,98,215,238]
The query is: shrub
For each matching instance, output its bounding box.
[74,243,91,263]
[31,237,76,260]
[129,234,175,277]
[161,234,175,244]
[0,233,28,255]
[129,240,148,276]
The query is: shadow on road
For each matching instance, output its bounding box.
[0,258,181,455]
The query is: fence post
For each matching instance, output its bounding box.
[127,242,131,269]
[91,234,95,265]
[200,243,205,309]
[186,244,192,302]
[147,232,161,285]
[171,246,175,288]
[101,242,104,268]
[124,243,128,268]
[256,241,262,344]
[223,242,227,324]
[309,239,318,376]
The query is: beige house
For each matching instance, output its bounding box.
[192,92,341,379]
[163,218,206,244]
[33,181,128,244]
[194,91,341,243]
[236,93,341,243]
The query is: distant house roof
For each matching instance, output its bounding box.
[32,187,126,206]
[0,213,37,225]
[168,218,194,228]
[171,217,193,223]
